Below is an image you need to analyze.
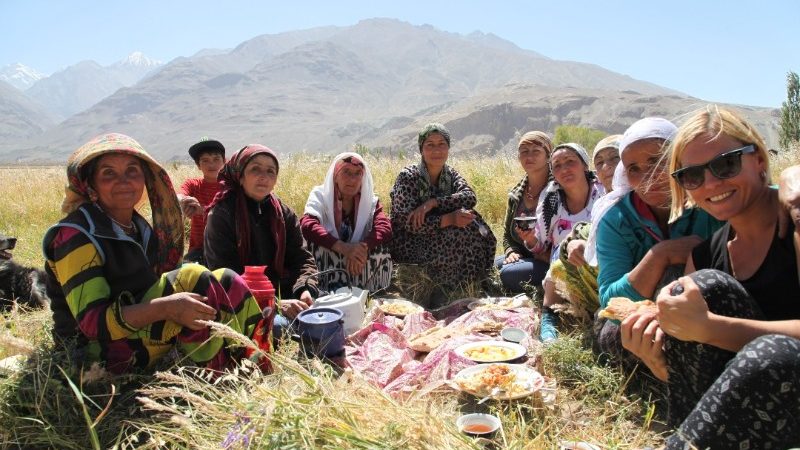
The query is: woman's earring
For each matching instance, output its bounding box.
[760,170,767,181]
[88,188,98,202]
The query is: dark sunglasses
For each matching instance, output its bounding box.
[671,145,756,190]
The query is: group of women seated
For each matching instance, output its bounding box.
[41,107,800,449]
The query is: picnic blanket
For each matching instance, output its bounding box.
[345,298,541,398]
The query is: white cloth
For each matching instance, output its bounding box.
[534,178,606,262]
[304,152,377,243]
[584,117,676,266]
[584,162,632,266]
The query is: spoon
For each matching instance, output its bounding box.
[477,386,502,404]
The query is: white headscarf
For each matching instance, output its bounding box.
[303,152,377,243]
[584,118,677,266]
[584,162,632,265]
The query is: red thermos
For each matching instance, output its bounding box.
[241,266,276,365]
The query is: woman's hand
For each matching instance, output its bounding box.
[407,199,438,231]
[334,241,368,275]
[620,310,668,382]
[778,165,800,237]
[566,239,587,267]
[656,277,713,344]
[445,208,476,228]
[651,235,703,266]
[516,226,538,250]
[280,298,310,319]
[152,293,217,331]
[177,194,203,218]
[503,251,521,265]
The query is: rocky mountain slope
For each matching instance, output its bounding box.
[0,19,779,163]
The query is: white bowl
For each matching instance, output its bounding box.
[456,413,501,436]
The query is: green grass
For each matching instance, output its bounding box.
[3,150,796,449]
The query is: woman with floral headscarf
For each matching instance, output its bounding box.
[204,144,318,327]
[301,152,392,292]
[42,133,272,374]
[390,123,496,305]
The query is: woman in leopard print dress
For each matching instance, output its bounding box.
[389,123,496,295]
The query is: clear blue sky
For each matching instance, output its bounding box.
[2,0,798,108]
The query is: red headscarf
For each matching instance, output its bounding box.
[208,144,286,276]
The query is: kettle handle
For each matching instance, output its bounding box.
[304,268,352,294]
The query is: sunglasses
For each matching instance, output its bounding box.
[671,145,756,190]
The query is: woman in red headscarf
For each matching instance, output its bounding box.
[204,144,319,325]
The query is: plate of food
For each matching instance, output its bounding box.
[454,340,527,363]
[453,363,544,400]
[468,295,528,311]
[377,299,425,318]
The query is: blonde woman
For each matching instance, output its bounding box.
[623,106,800,449]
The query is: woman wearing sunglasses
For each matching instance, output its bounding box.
[301,152,393,292]
[626,106,800,450]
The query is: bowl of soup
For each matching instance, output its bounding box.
[456,413,501,437]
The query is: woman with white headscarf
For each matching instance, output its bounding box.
[516,143,605,342]
[301,152,393,292]
[588,117,723,362]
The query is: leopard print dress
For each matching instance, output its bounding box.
[389,164,496,289]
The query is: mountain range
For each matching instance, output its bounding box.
[0,19,780,163]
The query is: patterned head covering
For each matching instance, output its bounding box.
[62,133,183,273]
[418,122,451,151]
[209,144,286,276]
[518,131,553,156]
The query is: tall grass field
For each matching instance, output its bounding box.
[0,148,797,449]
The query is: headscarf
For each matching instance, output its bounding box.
[539,143,596,245]
[584,118,677,266]
[62,133,184,273]
[592,134,622,163]
[304,152,377,243]
[519,131,553,155]
[418,122,451,151]
[208,144,286,275]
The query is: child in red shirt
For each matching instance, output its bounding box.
[178,138,225,263]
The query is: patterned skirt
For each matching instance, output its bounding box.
[309,243,393,293]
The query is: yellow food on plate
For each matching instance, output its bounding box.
[464,344,517,362]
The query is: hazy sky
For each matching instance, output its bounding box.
[2,0,798,108]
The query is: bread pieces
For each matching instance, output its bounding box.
[598,297,657,321]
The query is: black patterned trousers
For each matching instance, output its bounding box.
[664,269,800,450]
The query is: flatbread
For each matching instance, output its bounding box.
[408,325,467,352]
[598,297,657,321]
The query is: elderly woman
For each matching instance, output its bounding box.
[204,145,319,329]
[42,133,271,373]
[494,131,552,293]
[517,143,605,341]
[390,123,496,302]
[301,152,392,292]
[621,107,800,449]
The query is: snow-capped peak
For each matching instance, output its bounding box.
[0,63,46,90]
[116,51,162,68]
